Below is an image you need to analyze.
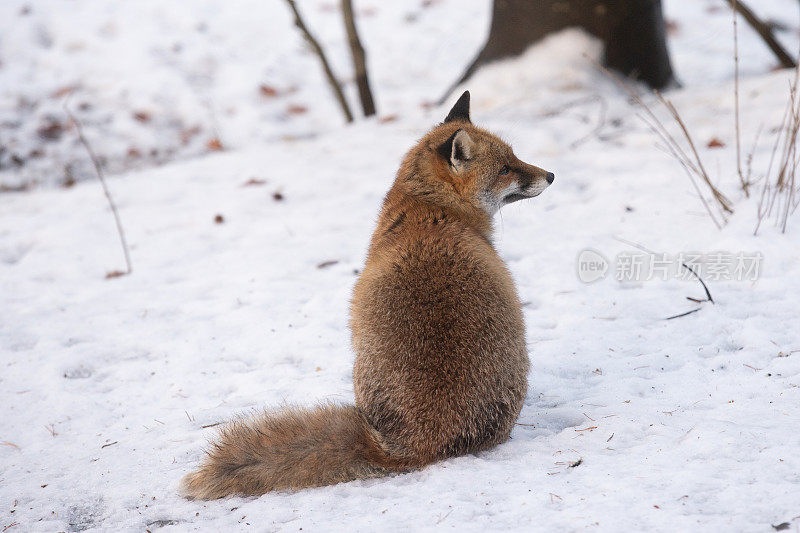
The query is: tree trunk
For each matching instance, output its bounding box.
[443,0,675,101]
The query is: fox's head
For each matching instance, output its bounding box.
[403,91,554,217]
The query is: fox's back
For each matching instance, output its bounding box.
[350,197,529,463]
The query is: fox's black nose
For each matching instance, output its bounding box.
[546,172,555,184]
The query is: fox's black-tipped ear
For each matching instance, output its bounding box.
[444,90,471,123]
[437,129,474,172]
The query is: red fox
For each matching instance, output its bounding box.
[180,91,555,499]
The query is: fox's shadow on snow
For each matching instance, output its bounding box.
[513,400,586,441]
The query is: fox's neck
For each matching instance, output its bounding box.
[384,179,494,239]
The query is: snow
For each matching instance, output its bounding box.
[2,0,800,531]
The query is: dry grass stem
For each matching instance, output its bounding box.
[587,55,732,229]
[64,101,133,277]
[755,64,800,234]
[732,0,750,195]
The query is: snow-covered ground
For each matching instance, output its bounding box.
[2,0,800,531]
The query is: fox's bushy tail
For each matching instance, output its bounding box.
[180,403,406,499]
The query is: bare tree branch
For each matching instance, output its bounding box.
[64,102,133,278]
[284,0,354,123]
[723,0,796,69]
[341,0,376,117]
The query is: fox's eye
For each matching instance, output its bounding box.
[498,165,510,175]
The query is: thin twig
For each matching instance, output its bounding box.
[678,262,714,303]
[284,0,354,123]
[614,237,715,313]
[723,0,796,69]
[732,0,750,195]
[569,96,608,148]
[745,124,763,186]
[64,101,132,277]
[341,0,376,117]
[435,509,453,525]
[666,308,702,320]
